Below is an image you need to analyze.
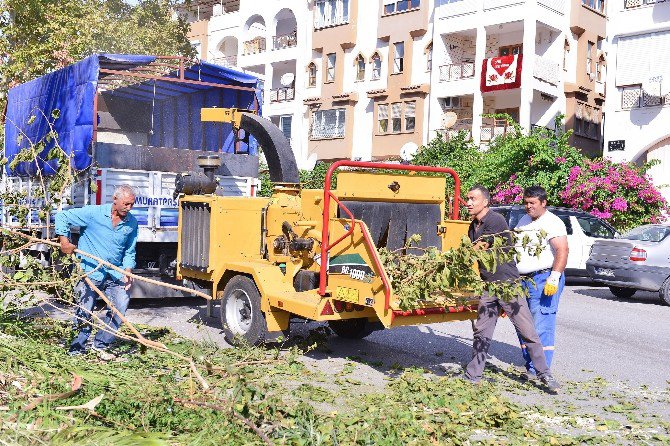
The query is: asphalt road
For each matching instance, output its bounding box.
[117,283,670,390]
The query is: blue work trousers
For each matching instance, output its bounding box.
[70,277,129,352]
[517,270,565,374]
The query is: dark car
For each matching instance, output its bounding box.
[490,205,618,278]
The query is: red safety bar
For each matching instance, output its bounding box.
[318,161,463,312]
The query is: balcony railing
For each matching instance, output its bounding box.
[242,37,266,55]
[439,63,476,82]
[269,87,295,103]
[272,32,297,50]
[480,120,516,142]
[533,55,560,86]
[621,85,670,109]
[438,119,473,141]
[210,55,237,68]
[624,0,656,8]
[310,124,345,140]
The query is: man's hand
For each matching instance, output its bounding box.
[543,271,561,296]
[123,268,133,291]
[59,236,76,255]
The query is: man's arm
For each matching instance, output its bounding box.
[121,225,138,290]
[549,235,569,273]
[54,207,93,255]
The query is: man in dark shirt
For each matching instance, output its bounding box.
[463,185,560,392]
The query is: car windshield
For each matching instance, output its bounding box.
[623,225,670,242]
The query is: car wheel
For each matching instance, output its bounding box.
[328,319,379,339]
[659,277,670,306]
[609,286,636,299]
[220,275,267,346]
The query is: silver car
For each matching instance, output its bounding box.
[586,224,670,305]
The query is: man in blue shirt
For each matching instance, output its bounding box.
[55,185,138,356]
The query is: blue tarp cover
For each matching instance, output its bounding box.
[4,54,261,176]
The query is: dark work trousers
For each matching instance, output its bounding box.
[464,291,551,382]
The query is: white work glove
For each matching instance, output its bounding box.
[543,271,561,296]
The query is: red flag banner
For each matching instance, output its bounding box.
[480,54,523,92]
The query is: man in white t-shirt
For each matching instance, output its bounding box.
[514,185,568,377]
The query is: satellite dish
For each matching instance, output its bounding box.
[400,142,419,162]
[442,111,458,129]
[280,73,295,87]
[303,153,318,170]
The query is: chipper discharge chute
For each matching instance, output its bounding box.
[175,108,479,345]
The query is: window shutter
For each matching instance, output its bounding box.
[392,102,402,118]
[378,104,388,120]
[616,34,651,86]
[405,101,416,117]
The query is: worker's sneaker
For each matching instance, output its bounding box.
[67,348,85,357]
[91,346,116,362]
[539,374,561,394]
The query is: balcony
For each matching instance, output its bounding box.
[272,31,297,50]
[438,119,473,140]
[269,87,295,103]
[310,123,345,140]
[624,0,653,8]
[243,37,266,55]
[439,63,476,82]
[480,119,516,142]
[621,85,670,109]
[533,55,560,86]
[210,55,237,68]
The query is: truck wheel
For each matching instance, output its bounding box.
[328,319,378,339]
[659,277,670,306]
[608,286,636,299]
[221,276,267,346]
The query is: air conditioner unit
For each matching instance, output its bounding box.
[441,97,461,110]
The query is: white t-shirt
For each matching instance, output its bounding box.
[514,211,567,274]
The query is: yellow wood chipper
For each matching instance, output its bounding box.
[175,108,478,345]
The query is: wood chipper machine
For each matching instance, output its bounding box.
[175,108,479,345]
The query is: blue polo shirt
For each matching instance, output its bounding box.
[55,204,138,282]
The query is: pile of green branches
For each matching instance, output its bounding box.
[379,231,547,310]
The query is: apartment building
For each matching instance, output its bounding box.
[304,0,434,161]
[603,0,670,199]
[429,0,605,154]
[179,0,313,167]
[181,0,606,165]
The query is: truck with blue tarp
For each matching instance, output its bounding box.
[1,54,263,297]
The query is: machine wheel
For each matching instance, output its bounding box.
[328,319,378,339]
[220,275,267,346]
[608,286,636,299]
[659,277,670,306]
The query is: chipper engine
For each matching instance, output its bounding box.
[175,108,478,345]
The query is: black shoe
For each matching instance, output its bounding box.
[539,374,561,393]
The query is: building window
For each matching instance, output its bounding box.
[596,58,603,82]
[384,0,420,14]
[378,104,389,133]
[581,0,604,12]
[391,102,402,132]
[563,40,570,71]
[371,53,382,80]
[355,54,366,81]
[405,101,416,131]
[307,62,317,87]
[587,41,594,75]
[311,108,346,139]
[393,42,404,74]
[326,53,336,82]
[279,115,292,140]
[315,0,350,28]
[426,42,433,71]
[499,45,522,56]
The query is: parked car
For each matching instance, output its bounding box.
[491,205,618,278]
[586,224,670,305]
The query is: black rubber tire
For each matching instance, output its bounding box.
[609,286,637,299]
[328,319,378,339]
[220,275,268,346]
[659,277,670,306]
